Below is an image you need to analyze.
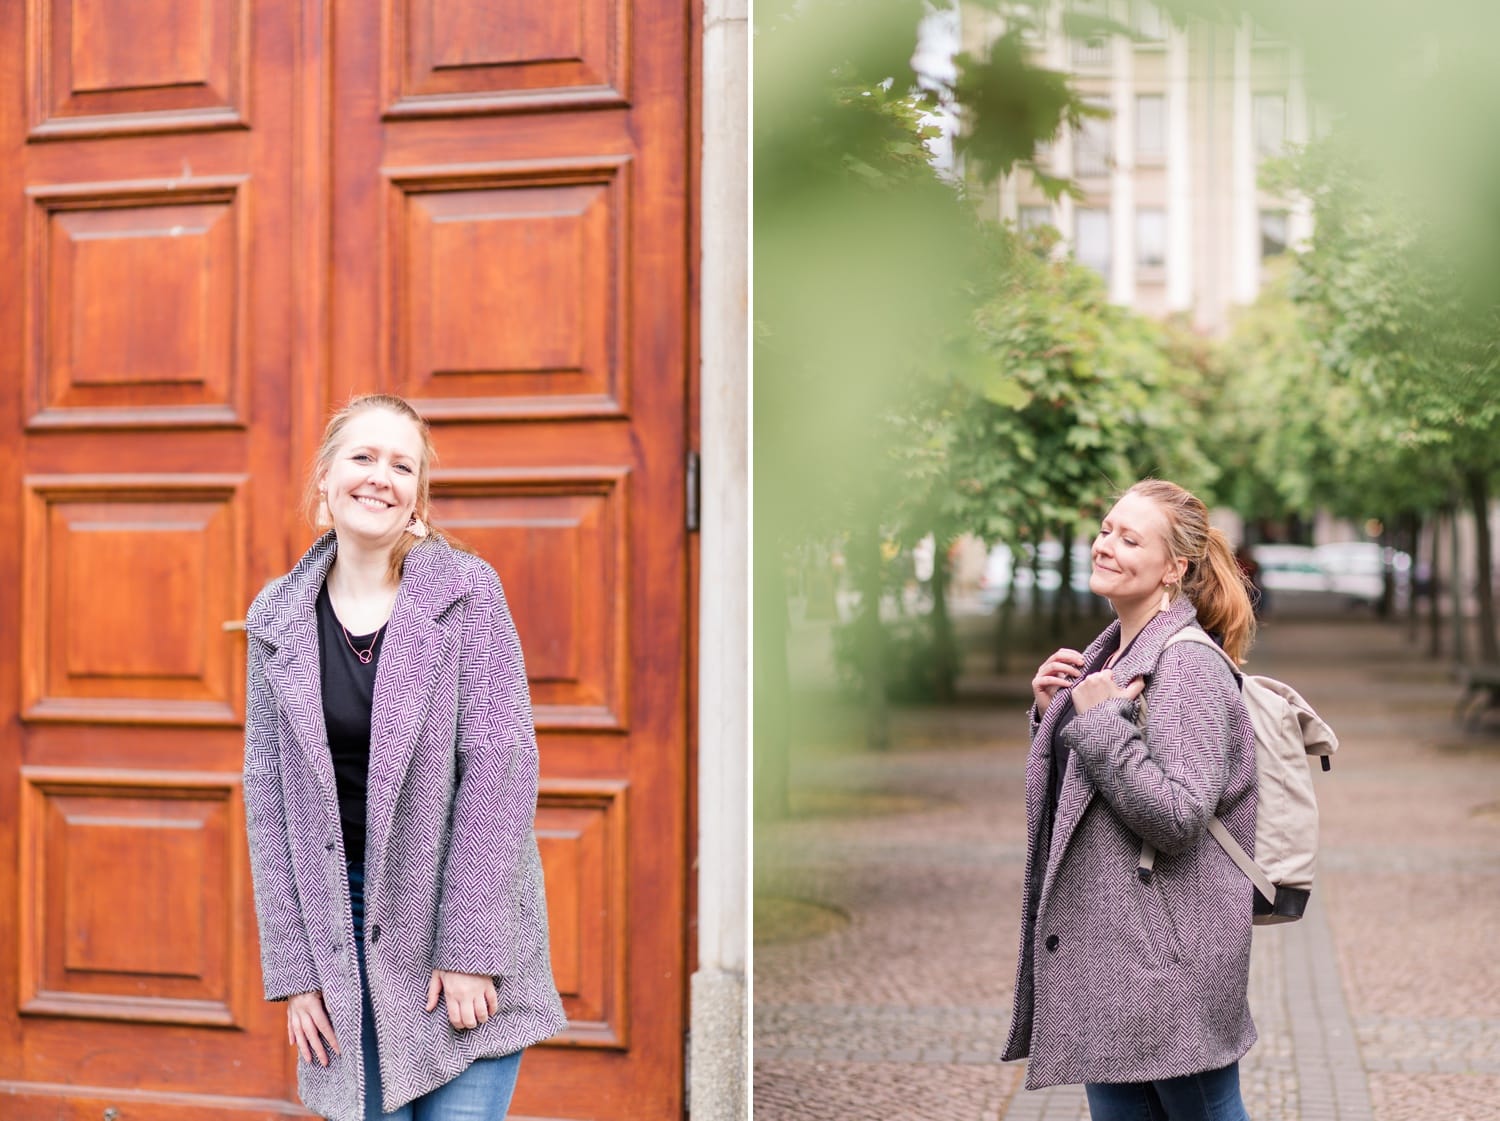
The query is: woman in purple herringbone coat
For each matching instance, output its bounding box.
[243,395,566,1121]
[1002,479,1259,1121]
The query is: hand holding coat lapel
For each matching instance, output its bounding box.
[1031,622,1117,914]
[1036,597,1201,913]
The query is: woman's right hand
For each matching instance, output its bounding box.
[288,989,341,1067]
[1032,648,1086,716]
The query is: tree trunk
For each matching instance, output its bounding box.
[1450,503,1467,663]
[1058,525,1076,626]
[1029,541,1045,636]
[995,558,1017,672]
[753,538,791,821]
[930,536,958,702]
[1428,511,1444,658]
[1407,513,1422,645]
[852,526,890,749]
[1467,470,1499,663]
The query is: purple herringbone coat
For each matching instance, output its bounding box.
[243,533,566,1121]
[1002,596,1258,1087]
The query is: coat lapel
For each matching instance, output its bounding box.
[1035,597,1201,912]
[363,542,469,888]
[248,533,340,810]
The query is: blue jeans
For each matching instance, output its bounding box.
[348,864,523,1121]
[1084,1061,1251,1121]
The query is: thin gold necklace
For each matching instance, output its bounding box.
[340,620,383,665]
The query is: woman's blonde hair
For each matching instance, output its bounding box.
[1127,478,1256,664]
[305,394,442,584]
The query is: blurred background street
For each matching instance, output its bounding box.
[754,599,1500,1120]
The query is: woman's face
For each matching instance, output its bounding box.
[319,408,426,550]
[1089,492,1186,608]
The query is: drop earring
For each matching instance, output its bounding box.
[316,491,332,527]
[406,516,428,539]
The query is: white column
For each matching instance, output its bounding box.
[1047,2,1074,251]
[1165,22,1193,311]
[1287,47,1314,251]
[1000,173,1019,225]
[1109,0,1135,305]
[692,0,748,1117]
[1230,15,1259,304]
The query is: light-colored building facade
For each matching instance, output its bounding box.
[964,1,1313,334]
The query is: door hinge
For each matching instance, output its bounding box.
[684,1029,692,1112]
[686,450,701,533]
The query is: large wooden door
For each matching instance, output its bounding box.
[0,3,692,1120]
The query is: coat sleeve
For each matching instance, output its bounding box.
[433,568,542,977]
[1057,644,1236,856]
[242,637,321,1001]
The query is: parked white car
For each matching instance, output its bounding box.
[1314,541,1410,606]
[1251,544,1330,594]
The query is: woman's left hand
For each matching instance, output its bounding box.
[1071,670,1145,715]
[427,969,499,1030]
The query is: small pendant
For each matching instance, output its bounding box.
[357,649,373,664]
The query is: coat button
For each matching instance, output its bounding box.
[325,840,335,852]
[371,924,381,943]
[1045,935,1060,953]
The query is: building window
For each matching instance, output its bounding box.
[1019,206,1053,232]
[1075,209,1111,277]
[1134,0,1166,43]
[1070,0,1112,66]
[1253,93,1286,159]
[1074,99,1112,177]
[1260,210,1288,258]
[1137,208,1167,268]
[1136,94,1166,163]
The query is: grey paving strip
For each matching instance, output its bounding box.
[1284,894,1376,1121]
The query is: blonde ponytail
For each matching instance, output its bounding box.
[1187,527,1256,664]
[1126,480,1256,663]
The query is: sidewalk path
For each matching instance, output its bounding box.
[754,614,1500,1120]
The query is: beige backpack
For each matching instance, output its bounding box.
[1137,627,1339,925]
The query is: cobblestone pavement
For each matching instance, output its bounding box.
[753,613,1500,1120]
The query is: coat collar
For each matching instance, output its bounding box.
[246,532,470,648]
[246,534,475,856]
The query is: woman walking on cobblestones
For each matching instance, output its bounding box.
[1002,479,1259,1121]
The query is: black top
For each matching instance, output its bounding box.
[316,582,385,867]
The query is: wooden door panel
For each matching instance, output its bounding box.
[29,0,249,138]
[537,780,629,1049]
[20,769,243,1024]
[27,179,249,427]
[432,470,630,729]
[386,0,629,115]
[22,476,247,723]
[384,158,631,419]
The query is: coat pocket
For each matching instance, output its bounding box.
[1134,873,1186,966]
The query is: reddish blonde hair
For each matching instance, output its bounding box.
[305,394,442,584]
[1127,479,1256,664]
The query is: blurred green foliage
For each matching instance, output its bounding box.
[755,0,1500,808]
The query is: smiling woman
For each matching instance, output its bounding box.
[243,394,566,1121]
[1007,479,1260,1121]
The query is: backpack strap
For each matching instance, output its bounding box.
[1135,626,1274,907]
[1161,625,1242,678]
